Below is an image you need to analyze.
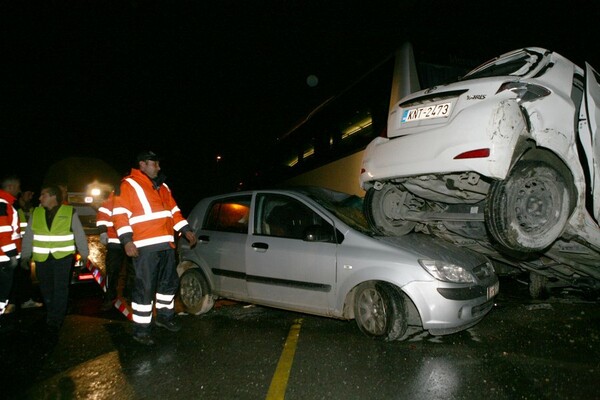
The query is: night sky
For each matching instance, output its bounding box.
[1,0,598,212]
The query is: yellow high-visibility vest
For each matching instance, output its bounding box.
[31,206,75,262]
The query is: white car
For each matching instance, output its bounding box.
[360,48,600,293]
[177,187,498,341]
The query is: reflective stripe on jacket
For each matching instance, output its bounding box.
[96,192,120,244]
[31,206,75,262]
[0,190,20,262]
[18,208,27,238]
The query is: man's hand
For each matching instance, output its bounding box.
[184,231,197,248]
[20,258,30,270]
[124,242,139,258]
[9,256,18,269]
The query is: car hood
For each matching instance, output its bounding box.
[374,233,488,268]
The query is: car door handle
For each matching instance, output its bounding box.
[198,235,210,243]
[251,242,269,252]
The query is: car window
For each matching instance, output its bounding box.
[203,195,251,234]
[255,194,334,241]
[461,50,542,81]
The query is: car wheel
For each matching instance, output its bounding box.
[364,184,417,236]
[179,269,215,315]
[529,272,548,299]
[485,160,571,254]
[353,282,408,341]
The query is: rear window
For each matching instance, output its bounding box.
[461,50,543,81]
[203,196,251,234]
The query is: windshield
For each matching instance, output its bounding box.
[298,187,373,234]
[460,49,544,81]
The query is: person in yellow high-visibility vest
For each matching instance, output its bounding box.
[21,185,89,335]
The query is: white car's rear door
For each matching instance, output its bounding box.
[585,63,600,220]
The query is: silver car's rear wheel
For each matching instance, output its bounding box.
[179,269,215,315]
[364,184,417,236]
[486,160,571,254]
[353,282,407,341]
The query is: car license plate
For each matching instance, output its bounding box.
[487,281,500,299]
[401,102,452,123]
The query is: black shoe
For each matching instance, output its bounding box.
[155,317,181,332]
[133,334,155,346]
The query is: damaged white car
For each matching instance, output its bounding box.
[360,47,600,296]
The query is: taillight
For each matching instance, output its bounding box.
[496,82,551,103]
[454,148,490,159]
[77,272,95,281]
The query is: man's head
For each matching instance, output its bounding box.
[39,185,62,209]
[136,150,161,179]
[1,174,21,197]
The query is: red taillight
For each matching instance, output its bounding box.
[77,272,95,281]
[454,148,490,159]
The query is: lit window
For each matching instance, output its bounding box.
[341,117,372,140]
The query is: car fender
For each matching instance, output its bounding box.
[176,255,215,292]
[335,264,432,319]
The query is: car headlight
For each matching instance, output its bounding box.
[419,259,476,283]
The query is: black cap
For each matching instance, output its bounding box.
[136,150,160,163]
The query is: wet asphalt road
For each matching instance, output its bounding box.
[0,277,599,400]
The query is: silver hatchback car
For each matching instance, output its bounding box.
[177,187,498,341]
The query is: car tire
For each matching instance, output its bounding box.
[179,269,215,315]
[364,184,417,236]
[353,282,408,341]
[485,160,571,254]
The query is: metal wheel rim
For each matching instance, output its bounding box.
[382,188,404,221]
[356,287,387,335]
[180,273,203,308]
[513,176,561,233]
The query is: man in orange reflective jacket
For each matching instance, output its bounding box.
[113,151,197,345]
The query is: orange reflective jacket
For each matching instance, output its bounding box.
[96,192,120,245]
[112,169,189,249]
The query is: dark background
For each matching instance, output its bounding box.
[1,0,598,212]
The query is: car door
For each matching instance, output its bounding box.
[245,193,337,314]
[196,194,251,299]
[585,63,600,220]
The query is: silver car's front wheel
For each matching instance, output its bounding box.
[353,282,407,341]
[179,269,215,315]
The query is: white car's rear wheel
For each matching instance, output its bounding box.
[486,160,571,254]
[364,184,417,236]
[353,282,408,341]
[179,269,215,315]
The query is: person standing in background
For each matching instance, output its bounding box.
[10,189,43,310]
[96,191,134,311]
[0,175,21,322]
[20,185,89,335]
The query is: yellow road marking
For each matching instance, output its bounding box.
[266,318,303,400]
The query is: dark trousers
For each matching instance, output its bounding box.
[104,245,134,301]
[0,262,15,313]
[131,249,178,335]
[36,257,72,328]
[10,265,36,306]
